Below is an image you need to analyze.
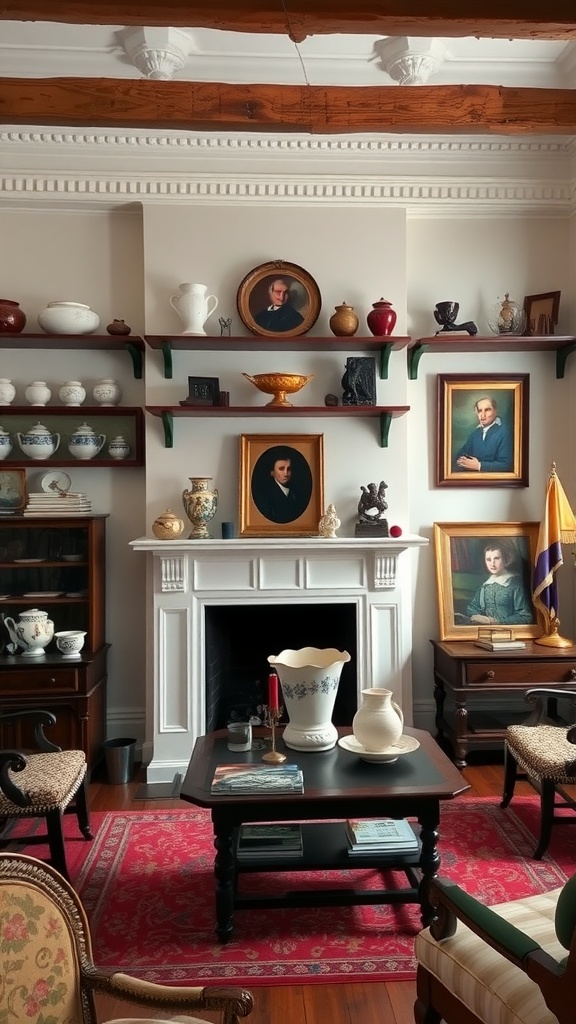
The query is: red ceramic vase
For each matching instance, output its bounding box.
[0,299,27,333]
[366,298,397,337]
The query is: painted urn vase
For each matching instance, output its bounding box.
[182,476,218,539]
[267,647,351,751]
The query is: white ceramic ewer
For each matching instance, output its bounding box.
[4,608,54,656]
[169,282,218,336]
[352,688,404,752]
[267,647,351,751]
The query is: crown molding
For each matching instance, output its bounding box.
[0,129,573,215]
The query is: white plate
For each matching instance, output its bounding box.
[65,591,88,598]
[337,734,420,763]
[62,554,83,562]
[41,471,72,494]
[14,558,45,563]
[23,591,63,598]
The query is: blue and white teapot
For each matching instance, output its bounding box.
[17,422,60,460]
[68,422,106,460]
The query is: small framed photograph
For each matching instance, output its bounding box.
[437,373,529,488]
[523,290,561,336]
[0,469,26,513]
[433,521,544,641]
[180,376,221,407]
[239,433,324,537]
[237,260,321,338]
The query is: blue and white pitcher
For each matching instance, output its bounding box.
[68,422,106,460]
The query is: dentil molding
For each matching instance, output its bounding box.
[0,129,573,214]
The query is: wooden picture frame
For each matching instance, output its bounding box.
[523,290,561,336]
[237,260,321,338]
[437,373,529,488]
[180,376,220,407]
[239,433,324,537]
[0,468,27,512]
[433,521,543,641]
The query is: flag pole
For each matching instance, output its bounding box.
[533,463,576,648]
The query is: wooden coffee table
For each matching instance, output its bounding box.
[180,726,468,941]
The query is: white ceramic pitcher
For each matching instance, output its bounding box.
[352,688,404,752]
[169,282,218,336]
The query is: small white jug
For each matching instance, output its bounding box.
[352,688,404,752]
[169,282,218,336]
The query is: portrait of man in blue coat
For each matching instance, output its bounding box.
[452,395,513,473]
[253,278,305,334]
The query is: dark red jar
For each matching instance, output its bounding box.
[0,299,26,333]
[366,298,397,337]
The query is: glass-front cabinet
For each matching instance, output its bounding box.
[0,514,108,771]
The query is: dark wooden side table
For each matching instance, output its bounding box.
[180,725,468,942]
[432,639,576,768]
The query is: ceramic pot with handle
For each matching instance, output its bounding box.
[170,283,218,336]
[17,422,60,460]
[352,687,404,751]
[68,423,106,460]
[4,608,54,656]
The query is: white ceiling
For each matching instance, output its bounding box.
[2,22,576,88]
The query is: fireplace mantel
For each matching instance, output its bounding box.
[131,534,428,782]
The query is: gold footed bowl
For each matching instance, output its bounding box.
[243,371,315,407]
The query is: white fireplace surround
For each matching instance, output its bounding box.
[131,535,427,783]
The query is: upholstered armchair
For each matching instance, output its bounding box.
[0,853,254,1024]
[0,707,92,879]
[414,873,576,1024]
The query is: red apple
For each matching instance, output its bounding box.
[390,525,403,538]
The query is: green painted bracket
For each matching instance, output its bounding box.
[125,342,143,379]
[161,341,173,379]
[556,343,576,379]
[379,343,393,380]
[407,342,428,380]
[379,412,393,448]
[161,411,174,448]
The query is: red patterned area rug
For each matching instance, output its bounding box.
[9,796,576,987]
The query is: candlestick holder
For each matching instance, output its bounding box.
[262,704,287,763]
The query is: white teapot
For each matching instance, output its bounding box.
[4,608,54,656]
[68,422,106,460]
[0,426,12,460]
[169,282,218,336]
[17,422,60,460]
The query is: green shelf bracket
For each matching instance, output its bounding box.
[407,343,427,380]
[125,342,143,379]
[161,411,174,448]
[379,343,393,380]
[556,343,576,379]
[161,341,174,379]
[379,412,393,448]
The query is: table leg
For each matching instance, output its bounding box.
[417,804,441,928]
[213,824,235,942]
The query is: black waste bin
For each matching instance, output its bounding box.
[102,737,136,784]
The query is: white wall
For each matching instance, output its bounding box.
[1,131,575,748]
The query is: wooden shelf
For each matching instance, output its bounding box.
[0,333,145,379]
[145,334,410,380]
[146,404,409,448]
[407,335,576,379]
[0,406,145,467]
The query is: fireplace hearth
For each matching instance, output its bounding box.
[131,534,427,782]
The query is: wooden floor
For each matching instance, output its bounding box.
[88,758,532,1024]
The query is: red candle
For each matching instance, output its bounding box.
[268,672,279,709]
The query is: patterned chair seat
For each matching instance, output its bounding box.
[0,749,87,814]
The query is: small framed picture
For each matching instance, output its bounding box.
[180,376,221,407]
[433,521,544,641]
[239,433,324,537]
[0,469,26,513]
[523,290,561,336]
[437,373,529,488]
[237,260,321,338]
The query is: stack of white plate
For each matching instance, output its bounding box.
[23,492,92,515]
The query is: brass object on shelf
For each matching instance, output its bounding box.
[243,371,315,407]
[152,508,185,540]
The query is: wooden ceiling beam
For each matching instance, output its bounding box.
[1,2,576,42]
[1,79,576,135]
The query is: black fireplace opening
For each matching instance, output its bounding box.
[204,602,358,731]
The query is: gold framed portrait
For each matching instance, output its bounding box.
[239,433,324,537]
[236,260,321,338]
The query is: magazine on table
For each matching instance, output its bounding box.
[236,823,304,859]
[211,763,304,795]
[345,817,419,854]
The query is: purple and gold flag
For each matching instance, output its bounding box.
[533,464,576,629]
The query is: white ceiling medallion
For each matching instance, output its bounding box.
[120,27,193,81]
[375,37,447,86]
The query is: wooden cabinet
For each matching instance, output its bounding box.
[431,639,576,767]
[0,515,109,771]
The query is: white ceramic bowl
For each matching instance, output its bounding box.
[38,301,100,336]
[54,630,86,657]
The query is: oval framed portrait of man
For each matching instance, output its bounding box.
[239,432,324,537]
[237,259,322,338]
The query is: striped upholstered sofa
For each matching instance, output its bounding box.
[414,875,576,1024]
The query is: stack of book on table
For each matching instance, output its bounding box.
[236,824,303,860]
[345,818,419,857]
[474,628,526,651]
[24,492,92,515]
[211,763,304,795]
